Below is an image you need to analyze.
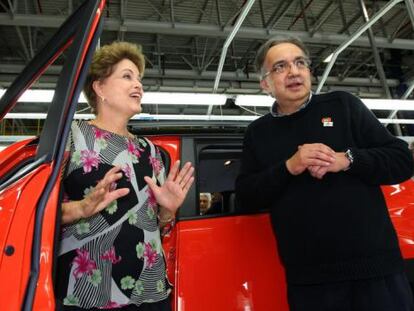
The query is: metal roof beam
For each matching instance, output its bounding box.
[359,0,391,99]
[403,80,414,99]
[384,79,414,126]
[299,0,310,31]
[264,0,287,28]
[310,2,337,36]
[209,0,255,116]
[372,1,388,38]
[170,0,175,26]
[405,0,414,28]
[1,13,413,50]
[316,0,406,93]
[390,16,409,41]
[258,0,266,27]
[197,0,210,24]
[338,10,362,34]
[0,63,401,87]
[337,0,350,35]
[270,0,297,30]
[142,0,169,22]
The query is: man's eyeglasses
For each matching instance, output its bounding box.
[262,57,311,78]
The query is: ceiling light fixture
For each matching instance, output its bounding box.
[4,113,414,125]
[235,95,274,107]
[0,89,227,106]
[142,92,227,106]
[2,113,258,121]
[235,95,414,110]
[361,99,414,111]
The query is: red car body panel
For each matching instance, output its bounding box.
[382,180,414,259]
[174,215,289,311]
[149,136,181,286]
[150,136,181,165]
[32,178,61,311]
[0,138,37,178]
[0,164,52,310]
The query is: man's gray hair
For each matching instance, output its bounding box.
[200,192,212,201]
[255,36,310,79]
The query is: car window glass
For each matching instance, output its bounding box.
[197,146,241,216]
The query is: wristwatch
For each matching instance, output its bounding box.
[344,149,354,170]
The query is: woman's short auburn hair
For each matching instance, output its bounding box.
[83,41,145,113]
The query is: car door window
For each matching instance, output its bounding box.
[197,145,241,216]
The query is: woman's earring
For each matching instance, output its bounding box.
[99,96,106,104]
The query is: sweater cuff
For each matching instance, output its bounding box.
[268,161,293,187]
[347,148,371,175]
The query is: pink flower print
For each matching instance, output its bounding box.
[72,248,97,279]
[80,150,100,173]
[127,140,143,156]
[99,301,123,309]
[92,127,112,140]
[143,242,157,269]
[149,155,162,175]
[101,246,122,264]
[127,139,144,162]
[122,164,132,181]
[146,187,157,208]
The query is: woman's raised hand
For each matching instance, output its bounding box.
[144,160,194,214]
[80,166,130,218]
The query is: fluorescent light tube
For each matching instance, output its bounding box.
[3,113,257,121]
[362,99,414,110]
[0,90,227,106]
[235,95,414,110]
[141,92,227,105]
[235,95,274,107]
[4,112,414,124]
[0,89,56,102]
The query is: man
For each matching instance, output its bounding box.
[235,37,414,311]
[199,192,212,215]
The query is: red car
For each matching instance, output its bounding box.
[0,0,413,310]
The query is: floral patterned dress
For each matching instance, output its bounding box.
[56,120,170,309]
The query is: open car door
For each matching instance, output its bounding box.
[0,0,106,309]
[170,136,290,311]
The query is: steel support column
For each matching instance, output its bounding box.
[170,0,175,27]
[207,0,255,116]
[316,0,403,94]
[384,0,414,128]
[405,0,414,28]
[384,80,414,127]
[359,0,391,98]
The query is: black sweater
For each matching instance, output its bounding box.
[236,91,414,284]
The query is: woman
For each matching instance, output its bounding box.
[56,41,194,310]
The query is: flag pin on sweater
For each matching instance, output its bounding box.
[322,117,333,127]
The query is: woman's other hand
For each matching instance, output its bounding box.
[144,160,194,215]
[62,166,129,224]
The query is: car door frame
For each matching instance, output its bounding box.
[0,0,106,309]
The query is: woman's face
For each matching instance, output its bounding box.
[94,58,143,118]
